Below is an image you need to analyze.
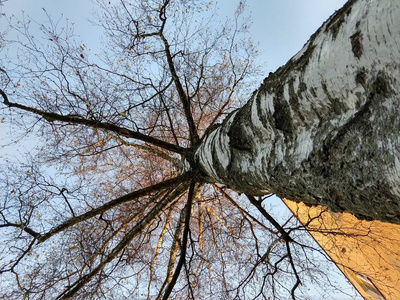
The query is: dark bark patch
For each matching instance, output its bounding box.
[227,106,252,151]
[288,79,306,122]
[355,69,367,87]
[293,45,316,73]
[261,44,315,93]
[371,72,394,97]
[310,87,317,98]
[304,72,400,223]
[321,73,394,159]
[325,0,354,39]
[298,82,307,94]
[321,82,346,114]
[228,134,252,151]
[272,97,294,134]
[350,30,363,59]
[324,99,373,157]
[332,99,346,115]
[288,79,300,109]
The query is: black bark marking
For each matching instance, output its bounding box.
[272,97,294,134]
[372,72,394,97]
[325,0,355,39]
[298,82,307,94]
[288,79,306,122]
[355,69,367,87]
[227,106,252,151]
[309,87,317,98]
[288,79,300,111]
[350,30,363,59]
[321,82,346,115]
[258,43,315,135]
[320,73,395,167]
[293,45,316,73]
[261,43,315,94]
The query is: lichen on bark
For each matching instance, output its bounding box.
[195,0,400,224]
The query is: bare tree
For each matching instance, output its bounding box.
[1,0,398,299]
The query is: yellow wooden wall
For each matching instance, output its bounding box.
[283,199,400,299]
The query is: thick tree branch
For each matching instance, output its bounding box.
[0,211,41,240]
[286,242,302,300]
[162,181,196,300]
[113,134,183,168]
[246,195,292,242]
[56,180,191,299]
[1,91,186,154]
[159,33,200,145]
[156,207,186,300]
[39,172,193,243]
[158,93,180,145]
[0,88,8,104]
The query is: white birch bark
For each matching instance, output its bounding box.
[195,0,400,223]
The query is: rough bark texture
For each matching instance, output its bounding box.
[195,0,400,224]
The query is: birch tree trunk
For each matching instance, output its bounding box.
[195,0,400,224]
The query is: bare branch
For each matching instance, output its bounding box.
[161,182,196,300]
[159,32,200,145]
[55,179,191,299]
[246,194,292,242]
[2,94,186,154]
[39,172,194,243]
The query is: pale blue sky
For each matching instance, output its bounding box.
[1,0,348,71]
[220,0,348,71]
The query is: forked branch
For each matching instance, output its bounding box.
[56,180,191,299]
[161,182,196,300]
[39,172,193,243]
[0,89,186,154]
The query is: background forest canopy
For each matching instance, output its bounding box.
[2,0,397,299]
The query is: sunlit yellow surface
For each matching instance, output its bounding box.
[283,199,400,300]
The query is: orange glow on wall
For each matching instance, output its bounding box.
[282,199,400,300]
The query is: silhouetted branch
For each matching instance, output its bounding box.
[246,194,292,242]
[56,180,191,299]
[162,181,196,300]
[39,172,194,243]
[2,94,186,154]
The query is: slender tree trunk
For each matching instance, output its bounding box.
[195,0,400,224]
